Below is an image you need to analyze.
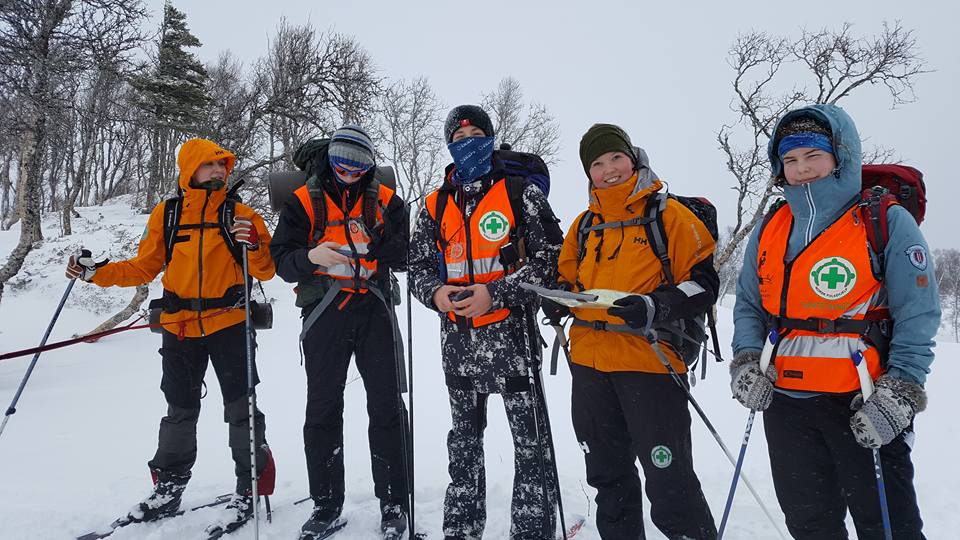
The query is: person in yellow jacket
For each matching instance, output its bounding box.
[543,124,719,539]
[65,139,275,536]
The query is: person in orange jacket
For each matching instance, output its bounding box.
[65,139,275,537]
[544,124,719,539]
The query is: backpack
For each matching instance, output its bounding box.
[574,191,723,378]
[860,164,926,277]
[162,181,245,269]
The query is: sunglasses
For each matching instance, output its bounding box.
[333,164,372,178]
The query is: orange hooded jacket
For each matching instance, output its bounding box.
[558,175,715,373]
[91,139,275,337]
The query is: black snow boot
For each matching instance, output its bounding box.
[299,504,347,540]
[380,501,408,539]
[203,492,254,537]
[113,470,190,526]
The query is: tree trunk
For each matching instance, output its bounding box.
[83,284,150,338]
[0,152,12,226]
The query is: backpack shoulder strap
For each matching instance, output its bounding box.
[362,178,382,234]
[432,189,451,249]
[306,175,327,246]
[861,187,896,278]
[162,195,184,265]
[218,195,244,268]
[504,175,527,240]
[643,192,674,285]
[575,210,596,265]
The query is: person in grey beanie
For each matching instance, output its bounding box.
[270,125,411,540]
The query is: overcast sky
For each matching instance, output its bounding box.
[148,0,959,250]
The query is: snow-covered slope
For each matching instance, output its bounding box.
[1,200,957,539]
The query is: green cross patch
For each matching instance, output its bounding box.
[478,210,509,242]
[809,256,857,300]
[651,445,673,469]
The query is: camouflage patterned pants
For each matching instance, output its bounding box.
[443,385,557,540]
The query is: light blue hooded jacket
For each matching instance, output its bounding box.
[731,104,939,385]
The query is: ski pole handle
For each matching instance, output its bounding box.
[852,350,875,400]
[758,329,777,373]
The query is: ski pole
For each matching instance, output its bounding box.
[717,411,756,539]
[853,351,894,540]
[380,274,419,539]
[718,328,777,538]
[646,331,788,540]
[523,306,567,539]
[0,278,75,442]
[241,245,260,539]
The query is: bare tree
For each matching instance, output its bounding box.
[481,77,561,164]
[715,21,929,274]
[0,0,146,303]
[255,21,382,173]
[934,249,960,341]
[377,77,445,215]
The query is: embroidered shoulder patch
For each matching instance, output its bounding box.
[904,245,928,271]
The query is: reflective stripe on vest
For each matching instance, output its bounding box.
[758,204,885,393]
[426,179,515,327]
[294,183,394,292]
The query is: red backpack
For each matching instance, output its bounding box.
[860,164,926,275]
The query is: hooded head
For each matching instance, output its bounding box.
[768,104,863,237]
[177,138,236,191]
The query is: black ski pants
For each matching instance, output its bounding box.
[148,322,268,493]
[764,392,925,540]
[570,363,717,540]
[301,292,408,514]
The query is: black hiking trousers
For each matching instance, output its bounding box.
[765,392,925,540]
[148,322,268,493]
[301,291,408,515]
[570,363,717,540]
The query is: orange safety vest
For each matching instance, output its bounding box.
[294,183,394,292]
[758,203,886,393]
[425,179,516,327]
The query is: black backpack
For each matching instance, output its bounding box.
[574,191,723,378]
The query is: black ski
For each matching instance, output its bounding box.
[76,493,233,540]
[299,518,348,540]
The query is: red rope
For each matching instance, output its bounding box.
[0,308,234,362]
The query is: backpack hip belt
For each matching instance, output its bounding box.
[149,285,245,314]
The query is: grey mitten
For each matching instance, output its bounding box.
[850,374,927,449]
[730,350,777,411]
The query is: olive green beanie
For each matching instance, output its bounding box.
[579,123,636,177]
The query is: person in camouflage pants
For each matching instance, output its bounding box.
[408,105,564,540]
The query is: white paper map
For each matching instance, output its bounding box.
[520,283,632,309]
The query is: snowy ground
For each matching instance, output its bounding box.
[1,201,957,539]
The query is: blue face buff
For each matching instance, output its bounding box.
[447,136,495,185]
[778,132,834,159]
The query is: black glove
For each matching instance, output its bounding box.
[607,294,656,329]
[541,298,570,325]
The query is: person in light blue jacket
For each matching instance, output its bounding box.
[729,103,939,539]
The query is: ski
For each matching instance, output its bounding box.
[299,518,348,539]
[558,515,586,539]
[76,493,233,540]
